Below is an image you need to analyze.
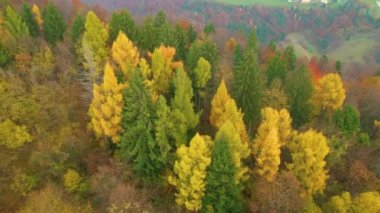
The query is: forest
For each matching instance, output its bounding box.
[0,0,380,212]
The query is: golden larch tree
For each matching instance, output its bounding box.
[210,79,249,144]
[111,31,140,80]
[89,63,126,143]
[32,4,43,27]
[313,73,345,113]
[168,133,213,211]
[287,129,329,196]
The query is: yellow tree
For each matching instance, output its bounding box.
[111,31,140,80]
[0,119,32,149]
[287,130,329,196]
[89,63,126,143]
[32,4,43,28]
[210,79,249,144]
[168,133,213,211]
[215,121,250,183]
[82,11,109,75]
[253,107,281,182]
[313,73,345,113]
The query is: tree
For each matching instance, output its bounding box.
[324,192,351,213]
[70,14,85,44]
[266,53,287,86]
[63,169,82,193]
[171,67,199,145]
[186,40,218,73]
[42,3,66,45]
[334,105,360,135]
[253,107,292,181]
[202,134,243,213]
[168,133,213,211]
[325,191,380,213]
[0,119,32,149]
[313,73,346,113]
[139,17,155,51]
[283,46,296,71]
[4,6,29,40]
[111,31,140,80]
[335,60,342,73]
[262,79,288,110]
[108,9,137,43]
[351,192,380,212]
[148,45,182,96]
[193,57,211,107]
[287,130,329,196]
[203,23,215,36]
[285,65,313,127]
[21,3,39,37]
[32,4,43,27]
[82,11,109,75]
[210,79,249,144]
[215,121,250,183]
[187,24,197,44]
[119,73,164,179]
[89,63,126,143]
[233,30,262,130]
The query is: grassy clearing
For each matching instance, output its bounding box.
[282,33,318,59]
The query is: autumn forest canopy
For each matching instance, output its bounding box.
[0,0,380,212]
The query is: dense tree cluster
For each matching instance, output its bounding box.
[0,2,379,213]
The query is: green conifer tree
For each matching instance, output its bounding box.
[42,3,66,45]
[21,3,39,37]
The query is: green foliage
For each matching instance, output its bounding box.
[285,65,313,127]
[186,40,218,73]
[119,73,163,180]
[171,67,199,145]
[283,46,296,71]
[70,14,85,44]
[267,53,287,86]
[358,132,370,145]
[233,44,242,67]
[187,24,197,44]
[0,119,32,149]
[203,23,215,36]
[4,6,29,40]
[202,135,243,213]
[21,3,39,37]
[233,30,262,130]
[11,172,40,196]
[139,17,155,51]
[326,136,348,167]
[109,9,137,43]
[0,44,11,66]
[334,105,361,135]
[42,3,66,45]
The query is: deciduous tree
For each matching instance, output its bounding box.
[0,119,32,149]
[168,133,212,211]
[89,63,125,143]
[287,130,329,196]
[313,73,346,113]
[4,6,29,40]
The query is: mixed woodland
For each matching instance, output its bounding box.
[0,1,380,212]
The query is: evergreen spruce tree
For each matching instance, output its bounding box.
[70,14,85,44]
[233,30,262,131]
[285,65,313,127]
[42,3,66,45]
[21,3,39,37]
[108,9,138,43]
[202,135,243,213]
[266,53,287,86]
[119,72,163,180]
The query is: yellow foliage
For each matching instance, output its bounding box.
[32,4,43,27]
[148,45,182,96]
[216,121,250,183]
[225,37,236,52]
[111,31,140,80]
[210,79,249,144]
[287,129,329,196]
[168,133,213,211]
[351,191,380,212]
[89,63,126,143]
[0,119,32,149]
[375,120,380,128]
[63,169,82,193]
[325,192,351,213]
[313,73,346,112]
